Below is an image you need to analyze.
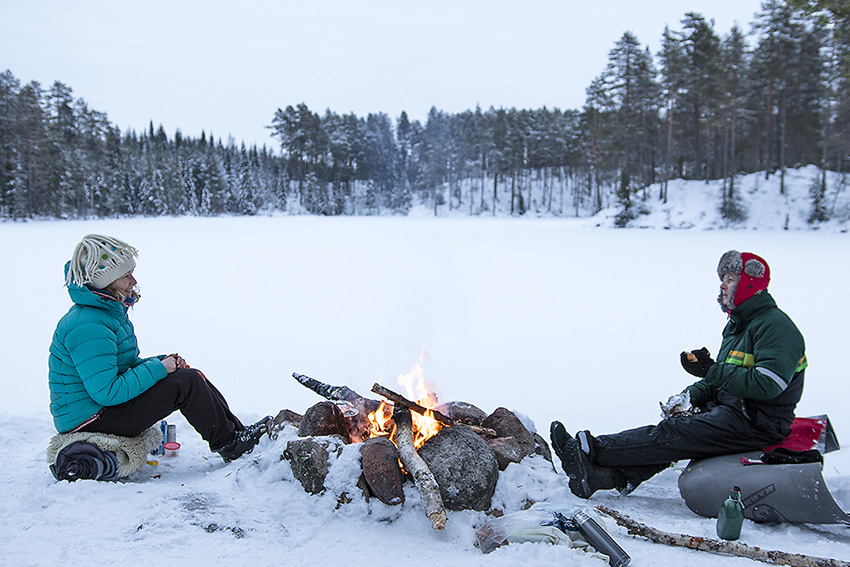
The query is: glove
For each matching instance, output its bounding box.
[660,391,697,420]
[760,447,823,465]
[680,347,714,378]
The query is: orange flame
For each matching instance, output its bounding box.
[367,358,443,448]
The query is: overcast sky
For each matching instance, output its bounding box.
[2,0,766,149]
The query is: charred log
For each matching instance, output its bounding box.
[292,372,368,404]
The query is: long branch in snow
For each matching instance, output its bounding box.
[596,505,850,567]
[393,405,447,530]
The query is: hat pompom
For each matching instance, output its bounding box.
[66,234,138,289]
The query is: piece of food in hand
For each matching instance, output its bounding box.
[660,391,697,420]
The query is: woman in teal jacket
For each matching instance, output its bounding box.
[49,234,270,462]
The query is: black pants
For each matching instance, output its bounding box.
[80,368,244,451]
[588,404,788,489]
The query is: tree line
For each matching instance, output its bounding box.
[1,0,848,223]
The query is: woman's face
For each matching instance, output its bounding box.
[112,270,137,297]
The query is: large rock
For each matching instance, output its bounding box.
[269,409,302,438]
[298,401,350,440]
[418,425,498,511]
[433,401,488,426]
[283,436,346,494]
[532,432,553,463]
[359,437,405,506]
[487,436,527,471]
[481,407,536,457]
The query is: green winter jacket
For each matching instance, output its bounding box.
[48,262,168,433]
[686,291,807,434]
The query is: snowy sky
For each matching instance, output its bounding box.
[2,0,764,149]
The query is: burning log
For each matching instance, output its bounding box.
[393,405,447,530]
[371,383,497,437]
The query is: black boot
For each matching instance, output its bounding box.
[550,422,622,499]
[216,416,272,463]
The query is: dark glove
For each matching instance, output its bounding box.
[680,347,714,378]
[760,447,823,465]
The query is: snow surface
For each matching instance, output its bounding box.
[2,169,849,566]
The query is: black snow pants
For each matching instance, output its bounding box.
[586,403,789,489]
[80,368,245,451]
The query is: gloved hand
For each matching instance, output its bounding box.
[660,391,697,420]
[680,347,714,378]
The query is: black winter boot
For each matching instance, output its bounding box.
[550,422,622,499]
[216,416,273,463]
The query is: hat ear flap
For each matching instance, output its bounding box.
[743,258,766,278]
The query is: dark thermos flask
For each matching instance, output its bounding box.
[571,510,631,567]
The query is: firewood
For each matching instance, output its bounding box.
[393,405,447,530]
[371,383,497,437]
[292,372,373,404]
[596,505,850,567]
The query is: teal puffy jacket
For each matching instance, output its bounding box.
[48,262,168,432]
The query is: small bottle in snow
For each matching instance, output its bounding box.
[716,486,744,540]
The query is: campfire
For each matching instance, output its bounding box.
[279,363,549,532]
[366,360,444,449]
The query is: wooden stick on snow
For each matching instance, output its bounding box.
[393,405,447,530]
[371,383,496,437]
[596,505,850,567]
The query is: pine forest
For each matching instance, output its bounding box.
[1,1,848,225]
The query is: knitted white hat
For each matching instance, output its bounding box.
[66,234,138,289]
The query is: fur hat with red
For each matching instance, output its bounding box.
[716,250,770,312]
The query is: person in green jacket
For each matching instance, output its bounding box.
[49,234,271,463]
[550,250,807,498]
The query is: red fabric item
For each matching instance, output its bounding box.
[764,417,826,452]
[733,252,771,307]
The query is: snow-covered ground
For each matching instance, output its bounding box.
[1,170,849,566]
